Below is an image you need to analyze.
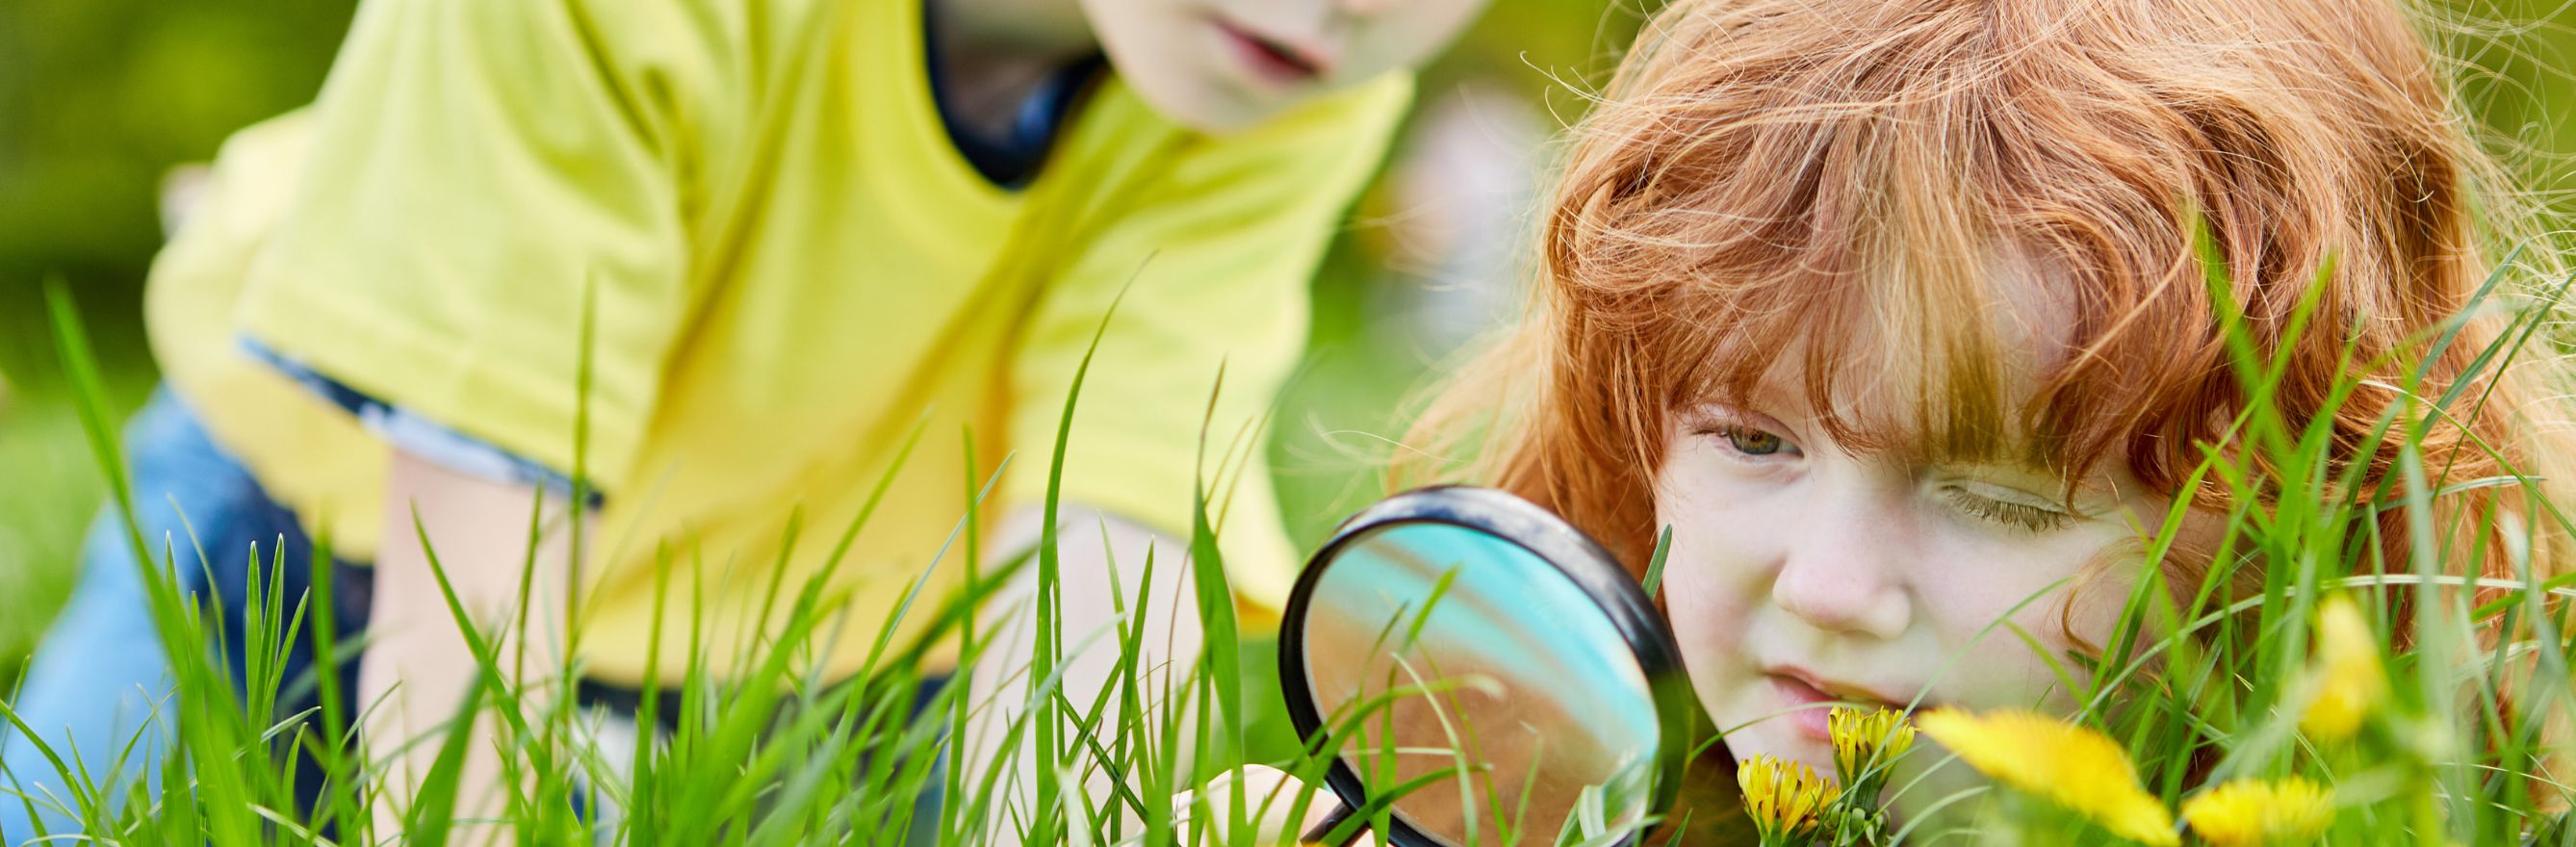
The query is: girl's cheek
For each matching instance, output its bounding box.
[1657,478,1766,615]
[1912,532,2132,708]
[1656,453,1779,684]
[1657,538,1762,677]
[1660,559,1752,720]
[1662,565,1732,644]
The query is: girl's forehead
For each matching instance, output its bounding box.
[1703,249,2083,456]
[1977,250,2081,372]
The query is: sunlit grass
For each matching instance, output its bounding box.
[8,233,2576,846]
[0,398,99,677]
[0,282,1455,847]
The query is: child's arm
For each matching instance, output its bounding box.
[1172,765,1377,847]
[975,509,1398,847]
[360,449,588,844]
[217,2,696,826]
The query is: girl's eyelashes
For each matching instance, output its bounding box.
[1941,487,2074,534]
[1692,419,1802,459]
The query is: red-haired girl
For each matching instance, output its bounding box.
[1399,0,2576,830]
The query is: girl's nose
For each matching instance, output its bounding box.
[1769,500,1913,638]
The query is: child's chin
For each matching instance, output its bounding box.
[1723,723,1834,775]
[1110,53,1297,132]
[1133,81,1285,133]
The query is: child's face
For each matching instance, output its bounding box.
[1078,0,1488,131]
[1652,270,2199,797]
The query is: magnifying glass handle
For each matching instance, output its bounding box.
[1302,802,1366,847]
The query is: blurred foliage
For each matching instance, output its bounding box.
[2451,0,2576,199]
[0,1,354,669]
[0,0,357,384]
[2440,1,2576,262]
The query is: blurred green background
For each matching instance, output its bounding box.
[3,0,2573,684]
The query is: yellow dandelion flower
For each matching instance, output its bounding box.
[2180,777,2334,847]
[2301,596,2386,742]
[1915,709,2178,846]
[1829,706,1916,786]
[1738,754,1841,845]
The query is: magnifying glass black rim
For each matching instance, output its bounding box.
[1277,485,1693,847]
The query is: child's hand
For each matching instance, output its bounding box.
[1172,765,1378,847]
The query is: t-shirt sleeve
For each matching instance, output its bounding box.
[230,0,710,491]
[242,338,595,503]
[1003,76,1412,612]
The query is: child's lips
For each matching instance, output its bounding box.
[1212,17,1331,86]
[1766,671,1906,741]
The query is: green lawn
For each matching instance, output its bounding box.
[0,372,153,688]
[0,394,93,676]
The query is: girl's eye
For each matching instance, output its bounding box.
[1709,424,1798,458]
[1943,488,2074,534]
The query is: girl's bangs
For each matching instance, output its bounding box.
[1643,127,2180,492]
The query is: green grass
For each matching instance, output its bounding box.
[0,273,158,685]
[10,237,2576,847]
[0,374,152,692]
[0,395,95,676]
[0,283,1525,847]
[0,263,1398,843]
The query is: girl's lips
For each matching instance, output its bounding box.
[1212,18,1327,87]
[1767,673,1906,741]
[1768,675,1842,741]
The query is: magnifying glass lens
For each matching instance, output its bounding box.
[1300,522,1662,846]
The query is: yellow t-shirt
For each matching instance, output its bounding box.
[142,0,1409,683]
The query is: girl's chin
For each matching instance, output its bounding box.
[1721,722,1835,773]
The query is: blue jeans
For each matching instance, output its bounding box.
[1,389,363,839]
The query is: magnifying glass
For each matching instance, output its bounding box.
[1278,487,1696,847]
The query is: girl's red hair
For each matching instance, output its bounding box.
[1406,0,2574,638]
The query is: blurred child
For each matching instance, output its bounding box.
[0,0,1488,839]
[1388,0,2576,832]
